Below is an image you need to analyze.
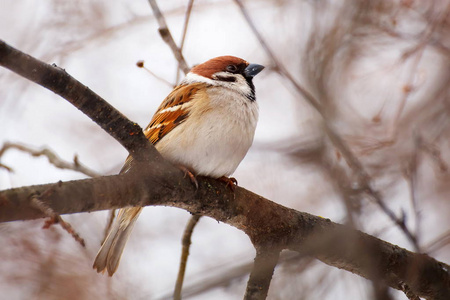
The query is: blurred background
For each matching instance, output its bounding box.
[1,0,449,299]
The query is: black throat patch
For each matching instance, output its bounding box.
[244,76,256,102]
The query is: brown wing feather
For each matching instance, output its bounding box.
[120,83,205,173]
[144,83,203,144]
[96,83,208,276]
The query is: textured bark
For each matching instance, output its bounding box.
[1,168,449,299]
[1,39,449,300]
[244,248,280,300]
[0,39,158,164]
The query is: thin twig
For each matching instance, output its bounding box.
[0,142,100,178]
[233,0,321,112]
[325,124,421,251]
[158,252,311,300]
[0,162,12,172]
[419,138,448,172]
[178,0,194,53]
[0,39,159,164]
[364,188,420,252]
[30,183,85,247]
[146,5,200,295]
[176,0,195,83]
[425,230,450,254]
[136,60,174,87]
[174,214,201,300]
[148,0,190,74]
[2,33,450,300]
[406,133,422,251]
[391,49,425,139]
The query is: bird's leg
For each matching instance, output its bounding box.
[177,165,199,189]
[217,176,238,191]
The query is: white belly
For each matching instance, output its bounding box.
[156,88,258,178]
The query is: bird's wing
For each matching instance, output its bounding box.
[120,83,207,173]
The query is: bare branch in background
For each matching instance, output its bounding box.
[235,0,421,251]
[404,133,422,251]
[30,182,85,247]
[244,247,280,300]
[2,1,450,298]
[175,0,194,83]
[419,137,449,172]
[146,4,199,298]
[147,0,190,74]
[2,166,449,299]
[0,162,13,172]
[178,0,194,55]
[174,214,201,300]
[136,60,174,87]
[0,39,159,164]
[392,48,426,138]
[233,0,321,112]
[0,142,101,178]
[1,38,449,299]
[159,251,311,300]
[426,230,450,254]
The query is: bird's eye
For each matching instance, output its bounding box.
[226,64,238,72]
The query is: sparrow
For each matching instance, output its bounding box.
[93,56,264,276]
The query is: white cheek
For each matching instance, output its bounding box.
[211,72,252,97]
[183,72,253,99]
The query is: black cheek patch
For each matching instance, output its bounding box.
[215,75,236,83]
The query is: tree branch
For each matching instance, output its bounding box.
[0,39,158,164]
[0,142,100,178]
[234,0,420,251]
[174,214,201,300]
[175,0,195,83]
[147,0,190,74]
[1,40,449,300]
[1,169,449,299]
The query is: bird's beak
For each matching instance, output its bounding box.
[244,63,265,78]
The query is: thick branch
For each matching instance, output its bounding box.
[0,39,159,164]
[1,39,449,300]
[0,169,448,300]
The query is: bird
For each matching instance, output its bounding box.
[93,56,264,276]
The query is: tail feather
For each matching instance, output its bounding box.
[93,207,142,276]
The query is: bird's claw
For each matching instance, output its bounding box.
[218,176,238,191]
[178,165,198,189]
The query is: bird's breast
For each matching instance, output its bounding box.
[156,88,258,178]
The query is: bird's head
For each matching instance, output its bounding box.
[184,56,265,101]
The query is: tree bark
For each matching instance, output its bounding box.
[1,167,449,300]
[1,39,449,300]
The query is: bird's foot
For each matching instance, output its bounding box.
[217,176,238,191]
[177,165,198,189]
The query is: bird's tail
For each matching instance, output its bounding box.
[93,207,142,276]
